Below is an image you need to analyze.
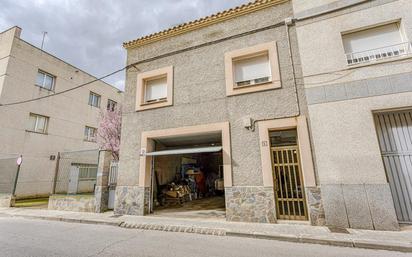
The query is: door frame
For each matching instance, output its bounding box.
[258,116,316,221]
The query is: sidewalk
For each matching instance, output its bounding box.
[0,207,411,252]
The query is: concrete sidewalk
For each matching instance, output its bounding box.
[1,207,411,253]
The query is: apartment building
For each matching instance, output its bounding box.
[116,0,324,225]
[0,26,123,198]
[294,0,412,230]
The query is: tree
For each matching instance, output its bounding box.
[97,105,121,160]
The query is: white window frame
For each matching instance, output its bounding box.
[88,92,101,108]
[28,113,49,134]
[143,76,168,103]
[84,126,97,142]
[35,70,55,90]
[233,52,272,88]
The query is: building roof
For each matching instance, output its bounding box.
[123,0,288,49]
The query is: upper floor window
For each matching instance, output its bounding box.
[84,126,97,142]
[343,22,411,65]
[136,66,173,111]
[233,53,272,87]
[225,42,281,96]
[28,113,49,134]
[88,92,101,108]
[107,99,117,111]
[144,76,167,103]
[36,70,55,90]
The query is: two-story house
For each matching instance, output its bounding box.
[115,0,322,225]
[294,0,412,230]
[0,26,123,199]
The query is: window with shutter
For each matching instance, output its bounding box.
[145,77,168,103]
[233,53,271,87]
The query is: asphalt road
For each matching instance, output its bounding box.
[0,217,409,257]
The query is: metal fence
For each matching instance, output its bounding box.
[53,149,99,195]
[0,156,19,194]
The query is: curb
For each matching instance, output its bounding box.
[2,212,411,253]
[0,213,121,227]
[226,232,412,253]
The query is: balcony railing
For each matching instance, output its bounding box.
[346,42,412,66]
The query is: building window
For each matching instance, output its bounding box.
[233,53,272,87]
[136,66,173,111]
[28,113,49,134]
[107,99,117,111]
[343,22,411,65]
[88,92,101,107]
[84,126,97,142]
[36,70,55,90]
[225,41,281,96]
[78,164,98,181]
[144,76,167,103]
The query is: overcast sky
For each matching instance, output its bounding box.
[0,0,249,91]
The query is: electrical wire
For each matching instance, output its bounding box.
[0,66,127,107]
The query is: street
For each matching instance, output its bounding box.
[0,217,409,257]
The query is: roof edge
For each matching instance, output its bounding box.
[123,0,289,49]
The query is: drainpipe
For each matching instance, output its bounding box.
[250,17,299,132]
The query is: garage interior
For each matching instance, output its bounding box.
[147,132,225,220]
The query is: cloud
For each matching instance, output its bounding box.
[0,0,249,90]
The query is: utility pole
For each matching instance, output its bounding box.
[40,31,47,50]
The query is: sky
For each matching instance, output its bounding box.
[0,0,250,91]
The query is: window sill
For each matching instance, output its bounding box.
[25,130,47,135]
[88,105,101,108]
[140,99,168,106]
[136,98,172,111]
[227,80,281,96]
[83,139,96,143]
[346,55,412,70]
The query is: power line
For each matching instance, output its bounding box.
[0,66,126,107]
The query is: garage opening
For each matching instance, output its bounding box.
[145,132,225,220]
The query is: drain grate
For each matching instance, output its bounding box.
[109,214,123,218]
[327,226,350,234]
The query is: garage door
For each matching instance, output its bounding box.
[375,110,412,223]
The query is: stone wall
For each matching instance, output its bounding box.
[225,187,276,223]
[305,187,325,226]
[48,195,95,212]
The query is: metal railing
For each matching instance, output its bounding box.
[108,160,118,186]
[346,42,412,66]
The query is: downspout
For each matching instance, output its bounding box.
[250,17,299,131]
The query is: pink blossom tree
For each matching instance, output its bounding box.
[97,105,122,160]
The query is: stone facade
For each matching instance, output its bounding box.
[225,187,276,223]
[305,187,325,226]
[48,195,95,212]
[114,186,149,215]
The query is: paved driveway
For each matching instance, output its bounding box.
[0,217,409,257]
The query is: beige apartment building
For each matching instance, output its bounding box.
[294,0,412,229]
[0,26,122,199]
